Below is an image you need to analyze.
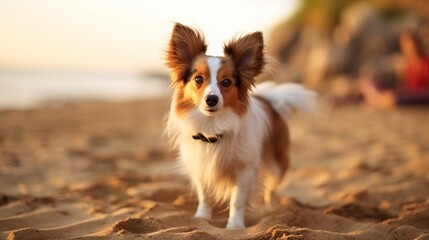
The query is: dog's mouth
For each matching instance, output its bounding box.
[202,108,218,115]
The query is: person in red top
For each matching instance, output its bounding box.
[361,29,429,108]
[402,30,429,89]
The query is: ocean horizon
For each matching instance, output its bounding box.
[0,71,170,110]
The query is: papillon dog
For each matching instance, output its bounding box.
[165,23,315,228]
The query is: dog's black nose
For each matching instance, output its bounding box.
[205,95,219,107]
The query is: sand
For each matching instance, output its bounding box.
[0,98,428,240]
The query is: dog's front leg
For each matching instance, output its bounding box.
[226,168,254,229]
[194,178,212,219]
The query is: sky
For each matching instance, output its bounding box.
[0,0,299,74]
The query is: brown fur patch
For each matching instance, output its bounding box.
[256,96,290,180]
[217,58,249,116]
[173,87,194,118]
[174,55,210,118]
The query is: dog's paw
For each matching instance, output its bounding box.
[194,203,212,220]
[194,211,211,219]
[226,219,245,229]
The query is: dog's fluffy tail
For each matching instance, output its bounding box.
[253,81,317,118]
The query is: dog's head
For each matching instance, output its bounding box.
[166,23,265,118]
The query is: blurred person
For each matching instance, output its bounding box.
[360,29,429,108]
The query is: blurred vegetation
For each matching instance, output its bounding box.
[278,0,405,33]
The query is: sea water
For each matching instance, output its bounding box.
[0,71,170,109]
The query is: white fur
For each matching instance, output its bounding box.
[166,81,315,229]
[199,57,223,115]
[205,57,222,97]
[253,81,317,118]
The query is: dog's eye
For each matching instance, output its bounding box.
[194,76,203,85]
[221,79,232,87]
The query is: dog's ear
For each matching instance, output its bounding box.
[166,23,207,85]
[224,32,265,89]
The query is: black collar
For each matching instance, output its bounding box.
[192,132,223,143]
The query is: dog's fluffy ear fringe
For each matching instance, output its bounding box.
[165,23,208,86]
[223,32,265,89]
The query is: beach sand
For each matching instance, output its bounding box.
[0,98,428,240]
